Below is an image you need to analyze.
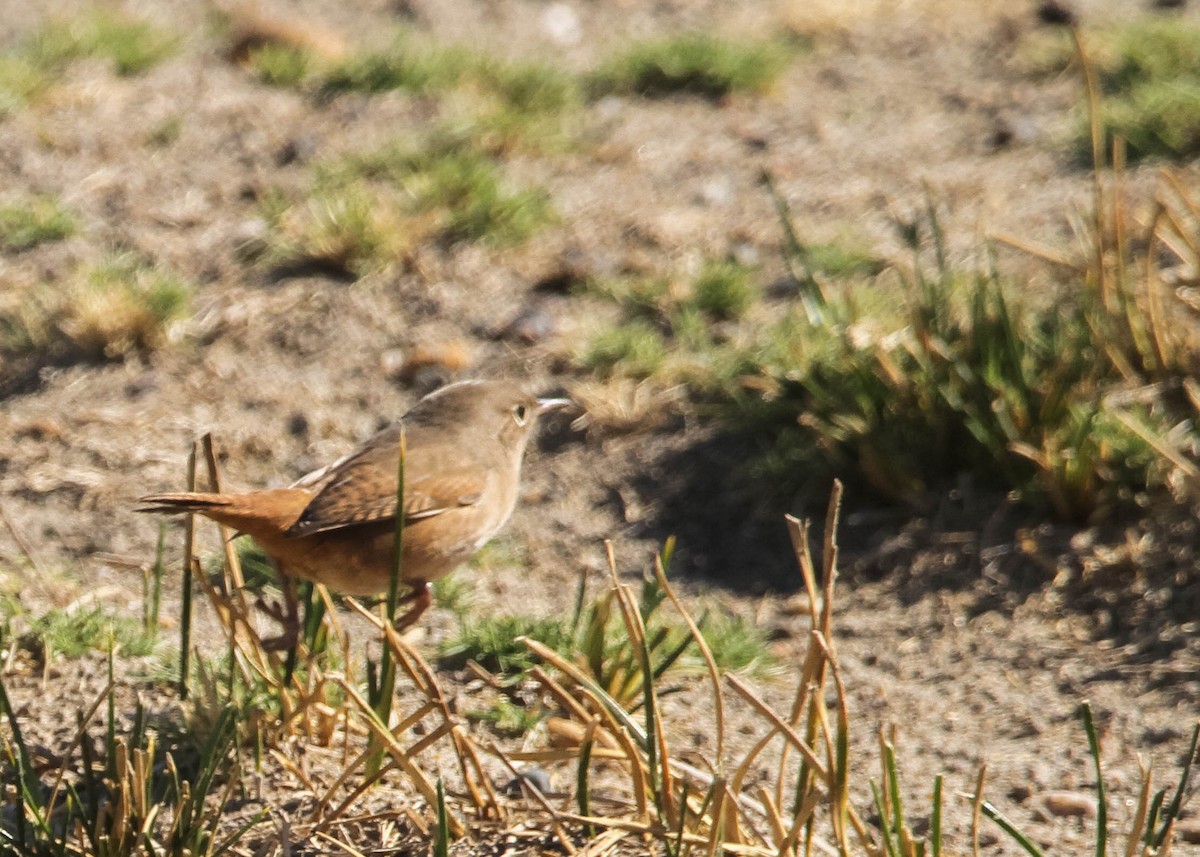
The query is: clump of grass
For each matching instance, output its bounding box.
[266,134,553,275]
[264,184,411,276]
[582,319,670,379]
[320,39,471,95]
[415,146,554,244]
[441,560,773,706]
[0,196,76,251]
[1096,79,1200,162]
[247,42,312,88]
[692,259,755,321]
[695,609,776,675]
[30,604,158,658]
[468,58,582,152]
[1,255,191,363]
[717,165,1200,520]
[0,11,176,114]
[86,11,179,75]
[593,34,793,99]
[440,614,573,677]
[0,54,52,115]
[725,212,1157,517]
[1054,20,1200,162]
[59,256,191,358]
[33,10,179,76]
[579,260,756,383]
[315,35,583,152]
[802,239,888,279]
[466,696,543,736]
[0,672,261,856]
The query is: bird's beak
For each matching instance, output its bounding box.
[536,396,573,415]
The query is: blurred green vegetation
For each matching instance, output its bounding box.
[592,34,796,99]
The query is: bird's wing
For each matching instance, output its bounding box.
[285,427,485,537]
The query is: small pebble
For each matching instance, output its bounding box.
[1034,790,1096,820]
[504,766,552,797]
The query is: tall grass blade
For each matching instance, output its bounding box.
[434,779,450,857]
[762,168,826,324]
[872,780,900,857]
[1078,702,1108,857]
[179,440,198,698]
[146,521,166,637]
[980,800,1046,857]
[930,775,943,857]
[1152,720,1199,847]
[0,673,45,845]
[368,427,407,777]
[577,719,595,830]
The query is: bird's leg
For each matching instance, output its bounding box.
[255,572,301,653]
[391,581,432,633]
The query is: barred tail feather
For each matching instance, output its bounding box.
[135,492,233,514]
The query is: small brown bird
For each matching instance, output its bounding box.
[139,380,569,648]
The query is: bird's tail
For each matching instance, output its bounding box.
[136,492,233,515]
[136,488,311,539]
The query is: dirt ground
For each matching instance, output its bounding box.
[2,0,1199,853]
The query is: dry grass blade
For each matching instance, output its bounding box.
[335,676,467,838]
[725,674,827,778]
[971,764,987,857]
[654,553,725,769]
[1113,411,1200,492]
[346,597,498,815]
[485,742,577,854]
[989,232,1084,270]
[577,827,629,856]
[819,480,842,638]
[556,812,777,856]
[309,752,401,832]
[531,666,605,727]
[1125,757,1152,857]
[43,678,116,820]
[202,433,246,591]
[179,441,198,698]
[785,515,819,624]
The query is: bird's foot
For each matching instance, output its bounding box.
[392,582,432,634]
[254,576,300,652]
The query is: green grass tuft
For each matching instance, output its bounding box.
[802,240,888,279]
[266,134,554,274]
[593,34,793,99]
[579,262,760,385]
[692,259,755,321]
[1,255,191,363]
[321,40,471,95]
[248,42,312,88]
[88,12,179,75]
[31,605,157,658]
[466,696,544,736]
[34,11,178,76]
[440,614,573,676]
[698,610,777,675]
[582,319,670,379]
[1069,20,1200,162]
[0,196,76,251]
[0,12,176,113]
[0,54,51,115]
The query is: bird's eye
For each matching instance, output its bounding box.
[513,404,529,426]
